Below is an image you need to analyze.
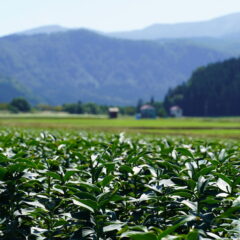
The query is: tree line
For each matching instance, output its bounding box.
[164,57,240,116]
[0,97,167,117]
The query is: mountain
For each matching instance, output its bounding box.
[109,12,240,40]
[0,30,229,105]
[0,75,36,103]
[19,25,69,35]
[164,58,240,116]
[156,36,240,56]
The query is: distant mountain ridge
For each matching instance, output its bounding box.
[11,12,240,40]
[18,25,69,35]
[13,13,240,57]
[109,12,240,40]
[0,30,228,105]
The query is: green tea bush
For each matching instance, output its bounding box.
[0,130,239,239]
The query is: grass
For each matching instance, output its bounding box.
[0,113,239,139]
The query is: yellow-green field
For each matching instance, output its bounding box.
[0,113,239,139]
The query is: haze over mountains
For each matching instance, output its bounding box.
[17,12,240,40]
[0,13,240,105]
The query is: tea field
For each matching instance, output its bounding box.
[0,115,240,139]
[0,129,239,239]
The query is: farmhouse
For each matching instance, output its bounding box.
[140,104,156,119]
[170,105,183,117]
[108,107,119,118]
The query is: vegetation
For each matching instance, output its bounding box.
[35,104,63,112]
[1,96,164,117]
[61,99,165,117]
[0,129,239,239]
[62,102,108,115]
[0,30,227,105]
[0,116,239,139]
[9,98,31,113]
[0,104,9,111]
[36,102,136,116]
[164,58,240,116]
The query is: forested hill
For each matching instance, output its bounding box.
[164,58,240,116]
[0,30,228,105]
[0,75,36,103]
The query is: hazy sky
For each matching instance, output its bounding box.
[2,0,240,36]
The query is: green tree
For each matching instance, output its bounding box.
[9,97,31,112]
[150,96,155,105]
[163,58,240,116]
[136,99,143,113]
[62,101,83,114]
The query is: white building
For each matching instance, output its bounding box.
[170,106,183,117]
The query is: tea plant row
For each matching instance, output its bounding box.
[0,130,239,239]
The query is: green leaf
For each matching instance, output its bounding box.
[24,201,47,210]
[82,228,95,237]
[121,231,158,240]
[182,200,198,212]
[0,167,7,180]
[200,197,220,205]
[170,190,192,198]
[187,230,199,240]
[199,166,215,175]
[74,198,98,210]
[176,147,194,158]
[216,178,232,193]
[78,182,101,193]
[99,175,115,187]
[119,165,133,173]
[63,170,78,182]
[232,196,240,207]
[157,215,196,239]
[53,219,68,228]
[217,206,240,219]
[185,162,195,179]
[197,176,209,194]
[103,222,126,232]
[45,171,62,181]
[206,232,221,239]
[215,173,232,186]
[218,149,226,162]
[98,192,116,207]
[72,199,94,213]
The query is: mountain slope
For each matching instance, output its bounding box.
[110,12,240,40]
[0,75,36,103]
[0,30,229,105]
[164,58,240,116]
[156,36,240,57]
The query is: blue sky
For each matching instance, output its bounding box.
[2,0,240,36]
